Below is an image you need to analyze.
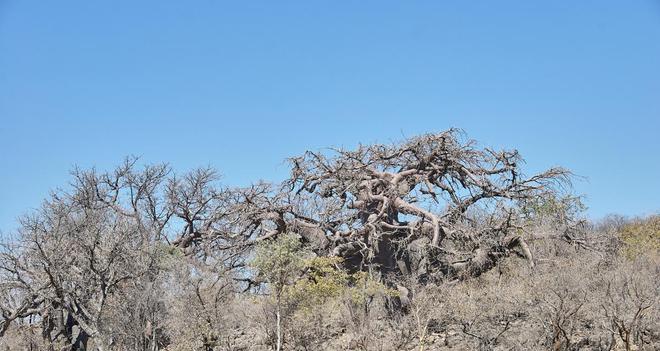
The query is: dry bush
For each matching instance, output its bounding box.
[3,134,660,351]
[163,257,247,351]
[0,324,49,351]
[599,257,660,350]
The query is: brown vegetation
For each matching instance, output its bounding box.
[1,130,658,350]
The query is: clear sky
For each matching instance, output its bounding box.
[1,1,659,233]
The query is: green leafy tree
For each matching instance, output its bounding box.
[253,236,397,350]
[252,234,307,351]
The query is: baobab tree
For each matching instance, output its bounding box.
[250,129,571,284]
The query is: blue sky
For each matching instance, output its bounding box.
[1,1,659,233]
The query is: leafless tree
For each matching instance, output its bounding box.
[273,130,570,288]
[600,259,659,351]
[0,158,244,350]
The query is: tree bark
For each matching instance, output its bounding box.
[276,293,282,351]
